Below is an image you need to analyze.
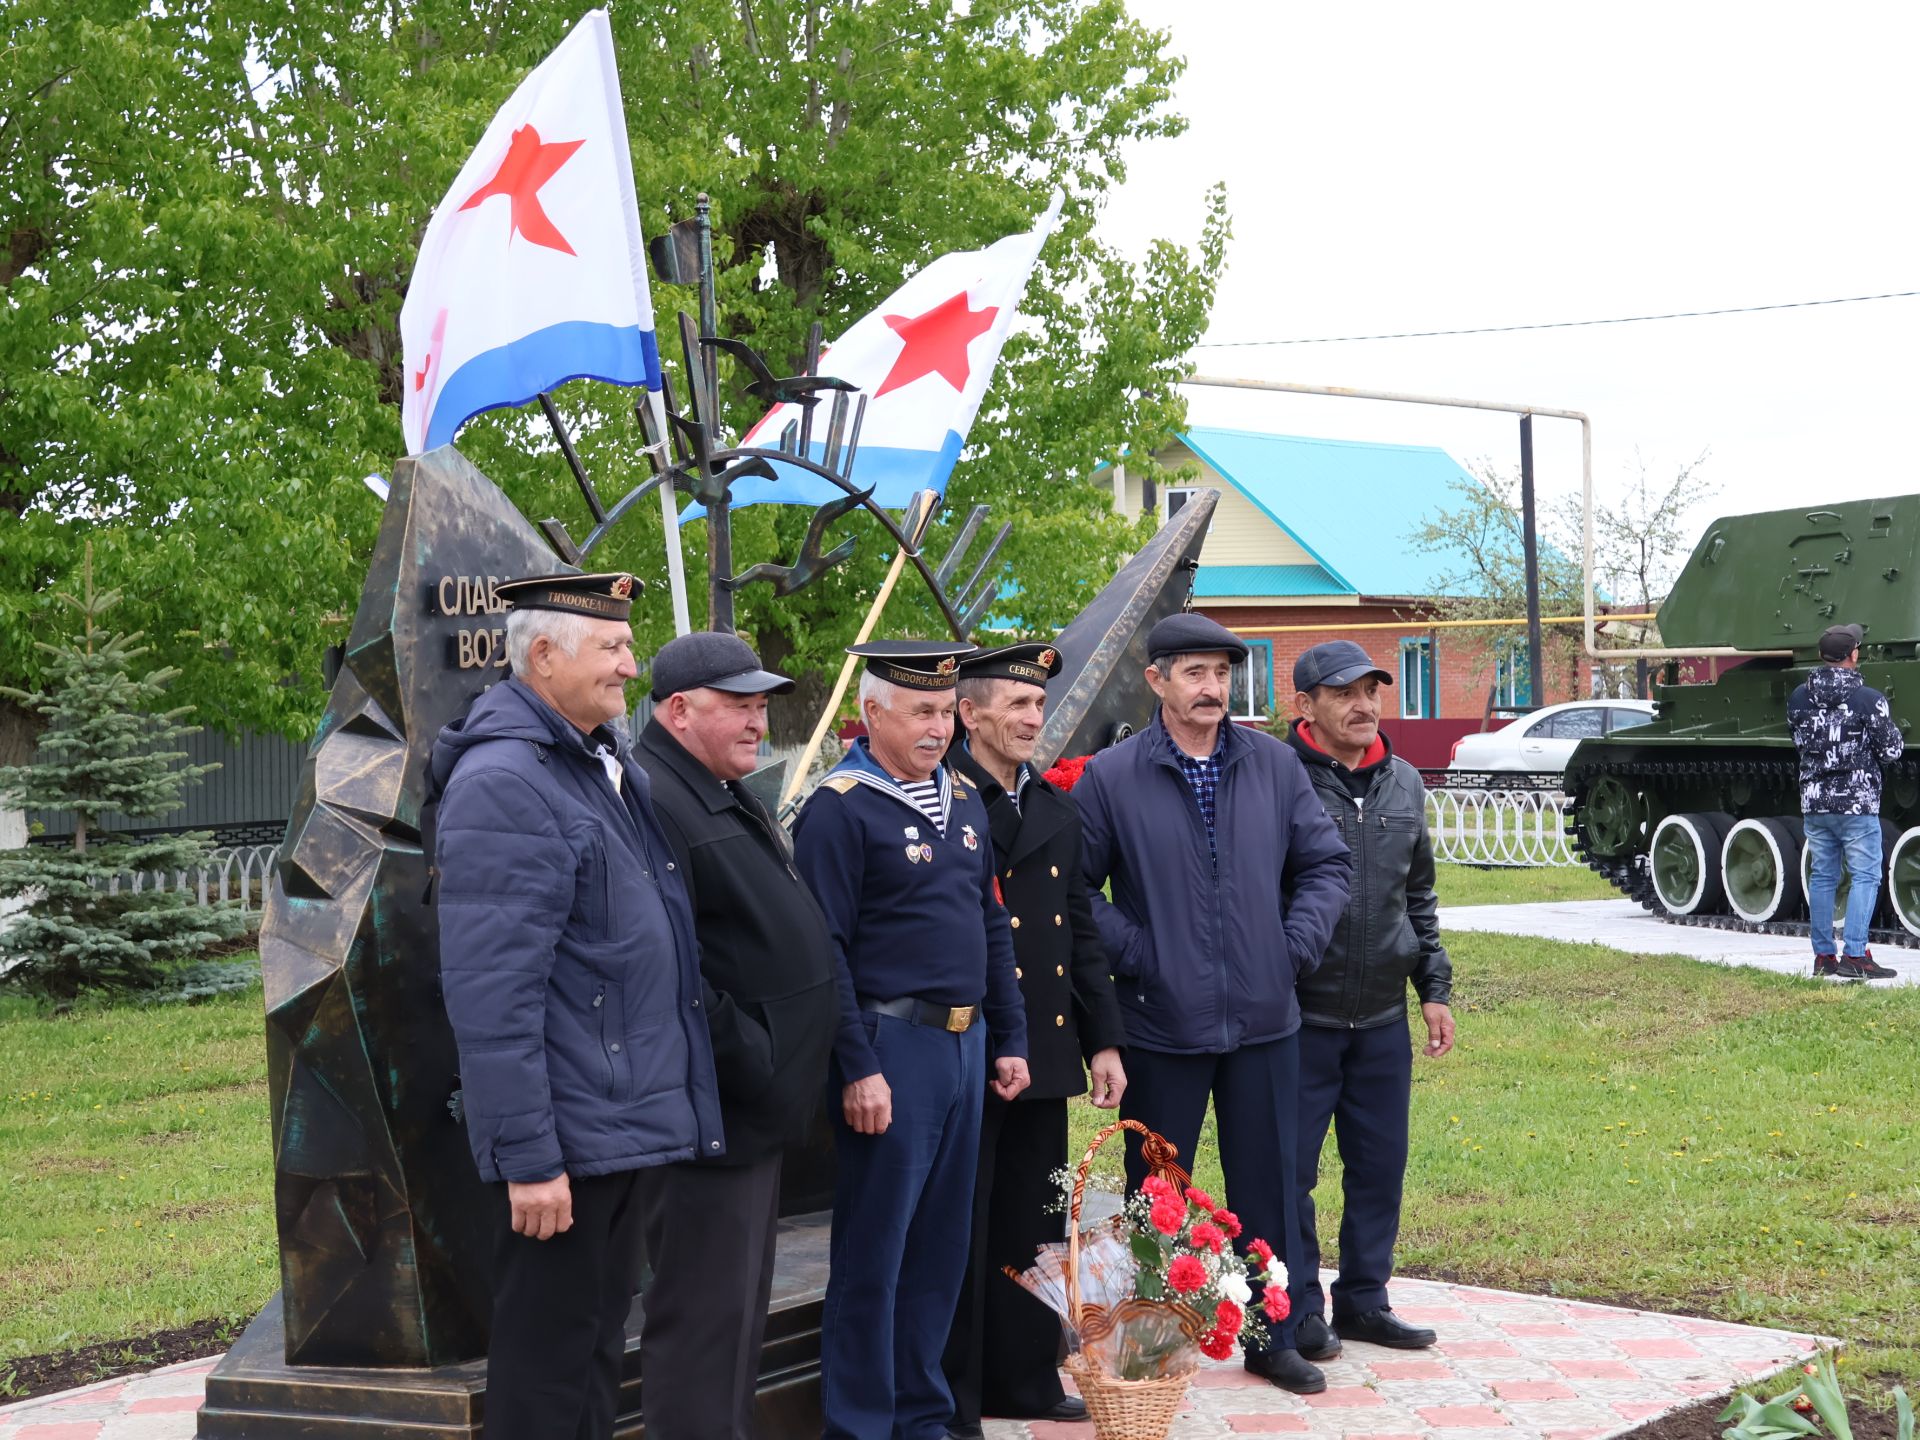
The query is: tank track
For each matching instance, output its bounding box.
[1565,755,1920,951]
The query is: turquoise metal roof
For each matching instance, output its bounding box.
[1193,563,1351,598]
[1179,428,1485,599]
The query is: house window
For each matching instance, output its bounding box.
[1398,639,1434,719]
[1494,641,1533,708]
[1163,486,1213,535]
[1231,639,1273,721]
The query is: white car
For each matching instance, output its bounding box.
[1447,699,1657,775]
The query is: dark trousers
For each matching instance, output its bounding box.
[822,1015,985,1440]
[943,1095,1068,1424]
[484,1169,643,1440]
[1295,1018,1413,1319]
[1121,1035,1302,1352]
[637,1152,784,1440]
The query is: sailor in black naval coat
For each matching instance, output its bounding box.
[791,640,1031,1440]
[941,642,1128,1438]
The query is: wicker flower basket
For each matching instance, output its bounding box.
[1061,1118,1206,1440]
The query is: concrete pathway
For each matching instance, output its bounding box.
[0,1275,1825,1440]
[1440,898,1920,984]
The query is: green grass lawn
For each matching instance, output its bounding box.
[0,977,277,1362]
[1433,861,1622,905]
[7,912,1920,1399]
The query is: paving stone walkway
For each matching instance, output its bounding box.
[0,1275,1825,1440]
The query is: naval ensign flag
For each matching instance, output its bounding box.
[400,10,661,456]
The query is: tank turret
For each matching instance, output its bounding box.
[1566,495,1920,944]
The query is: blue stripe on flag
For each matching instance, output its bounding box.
[425,321,663,451]
[684,430,967,522]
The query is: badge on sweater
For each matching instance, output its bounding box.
[904,825,920,840]
[962,824,980,851]
[918,844,934,863]
[905,844,922,864]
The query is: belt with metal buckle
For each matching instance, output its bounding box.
[859,995,979,1033]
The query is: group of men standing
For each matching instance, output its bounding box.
[431,571,1454,1440]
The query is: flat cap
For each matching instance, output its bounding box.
[956,641,1063,687]
[1294,639,1393,693]
[495,570,639,622]
[1818,622,1865,661]
[1147,612,1248,664]
[850,639,977,691]
[650,631,794,700]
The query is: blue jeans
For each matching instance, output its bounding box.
[1805,813,1882,958]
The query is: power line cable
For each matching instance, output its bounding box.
[1194,288,1920,348]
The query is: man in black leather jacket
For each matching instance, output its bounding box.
[1283,641,1454,1359]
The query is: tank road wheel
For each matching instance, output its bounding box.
[1885,828,1920,938]
[1649,812,1733,915]
[1581,775,1648,857]
[1720,817,1805,924]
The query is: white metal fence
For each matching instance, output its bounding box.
[107,844,279,918]
[1424,784,1578,867]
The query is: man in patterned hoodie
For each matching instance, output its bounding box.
[1788,622,1904,980]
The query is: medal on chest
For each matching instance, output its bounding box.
[962,823,980,851]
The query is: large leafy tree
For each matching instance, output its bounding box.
[3,0,1224,757]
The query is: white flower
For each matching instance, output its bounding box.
[1219,1272,1252,1305]
[1265,1257,1286,1286]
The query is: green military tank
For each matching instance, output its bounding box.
[1565,495,1920,945]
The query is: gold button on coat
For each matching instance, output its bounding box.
[1054,914,1063,926]
[1050,865,1059,877]
[1055,1015,1065,1027]
[1056,964,1065,976]
[1015,967,1023,979]
[1010,917,1021,929]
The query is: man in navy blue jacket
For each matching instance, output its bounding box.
[792,640,1030,1440]
[431,571,723,1440]
[1075,613,1351,1395]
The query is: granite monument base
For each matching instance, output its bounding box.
[196,1210,830,1438]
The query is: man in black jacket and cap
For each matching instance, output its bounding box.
[941,642,1129,1438]
[1284,640,1453,1360]
[634,631,841,1440]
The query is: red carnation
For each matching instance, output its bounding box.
[1198,1326,1235,1361]
[1150,1197,1186,1236]
[1248,1238,1275,1268]
[1166,1254,1207,1294]
[1263,1288,1291,1323]
[1140,1176,1175,1203]
[1043,754,1091,792]
[1212,1208,1242,1239]
[1215,1299,1244,1333]
[1189,1221,1226,1255]
[1185,1187,1216,1211]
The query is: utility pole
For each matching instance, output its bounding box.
[1519,413,1543,708]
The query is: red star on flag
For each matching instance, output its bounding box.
[458,124,585,255]
[873,291,999,398]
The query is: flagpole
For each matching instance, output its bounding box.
[645,387,693,635]
[780,491,942,810]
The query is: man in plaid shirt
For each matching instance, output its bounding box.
[1075,612,1352,1394]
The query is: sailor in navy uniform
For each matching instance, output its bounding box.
[792,640,1031,1440]
[941,642,1129,1437]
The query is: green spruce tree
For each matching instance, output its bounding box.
[0,548,244,1000]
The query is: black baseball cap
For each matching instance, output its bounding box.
[1818,623,1864,661]
[649,631,794,700]
[1294,639,1393,693]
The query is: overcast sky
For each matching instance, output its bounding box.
[1096,1,1920,541]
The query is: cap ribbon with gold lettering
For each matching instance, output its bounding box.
[495,571,640,622]
[849,639,978,691]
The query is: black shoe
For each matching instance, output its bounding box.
[1296,1312,1342,1362]
[1244,1347,1327,1394]
[1814,954,1840,978]
[947,1425,985,1440]
[1836,951,1897,980]
[1036,1397,1088,1422]
[1333,1307,1438,1349]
